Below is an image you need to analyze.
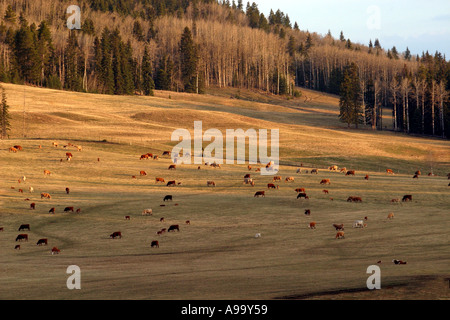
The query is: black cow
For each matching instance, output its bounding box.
[168,225,180,232]
[163,195,173,202]
[18,224,30,231]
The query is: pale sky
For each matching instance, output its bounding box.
[254,0,450,58]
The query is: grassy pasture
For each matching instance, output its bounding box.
[0,83,449,300]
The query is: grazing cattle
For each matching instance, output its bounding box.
[254,191,265,198]
[386,169,394,174]
[311,169,318,174]
[391,198,400,203]
[110,231,122,239]
[151,240,159,248]
[295,188,306,193]
[76,208,81,213]
[393,259,407,265]
[273,176,282,182]
[255,168,261,172]
[16,234,28,242]
[335,231,345,239]
[43,170,51,176]
[415,170,421,176]
[37,238,48,246]
[168,165,176,170]
[76,146,82,152]
[14,145,23,151]
[387,213,394,220]
[304,209,311,216]
[364,175,369,180]
[163,195,173,202]
[0,227,3,232]
[285,176,295,182]
[346,170,355,176]
[353,220,365,228]
[49,207,55,214]
[155,177,165,183]
[247,165,252,171]
[64,207,74,212]
[132,176,137,179]
[329,165,338,171]
[267,183,278,189]
[243,177,253,185]
[160,217,165,222]
[207,181,216,187]
[51,247,61,255]
[168,225,180,232]
[66,152,73,158]
[30,203,36,210]
[320,179,331,185]
[153,155,159,160]
[244,174,251,179]
[142,209,153,216]
[18,189,23,193]
[166,180,176,187]
[140,170,147,176]
[185,220,190,225]
[9,147,18,153]
[333,224,344,231]
[15,245,20,250]
[308,222,316,229]
[413,174,419,179]
[210,163,221,168]
[297,193,309,199]
[254,233,261,238]
[18,224,30,231]
[65,187,70,194]
[140,154,149,160]
[29,187,34,193]
[52,142,58,147]
[41,192,51,199]
[402,195,412,202]
[427,172,435,176]
[323,189,329,194]
[347,196,362,202]
[296,168,302,174]
[162,151,171,156]
[125,216,130,220]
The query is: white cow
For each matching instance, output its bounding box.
[142,209,153,216]
[29,186,34,193]
[353,220,365,228]
[254,233,261,238]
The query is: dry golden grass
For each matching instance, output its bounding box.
[0,83,449,300]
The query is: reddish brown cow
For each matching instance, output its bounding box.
[66,187,70,194]
[151,240,159,248]
[37,238,48,246]
[308,222,316,229]
[168,165,176,170]
[323,189,329,194]
[311,169,318,174]
[386,169,394,174]
[267,183,278,189]
[51,247,61,255]
[304,209,311,216]
[18,224,30,231]
[167,180,176,187]
[49,207,55,214]
[64,207,74,212]
[16,234,28,242]
[320,179,330,185]
[168,225,180,232]
[14,145,23,151]
[295,188,306,193]
[125,216,130,220]
[335,231,345,239]
[346,170,355,176]
[140,154,149,160]
[110,231,122,239]
[155,177,165,183]
[254,191,265,198]
[347,196,362,202]
[140,171,147,176]
[273,176,282,182]
[30,203,36,210]
[402,195,412,202]
[333,223,344,231]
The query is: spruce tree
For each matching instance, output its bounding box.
[339,63,363,128]
[179,27,198,93]
[0,84,11,139]
[141,46,154,96]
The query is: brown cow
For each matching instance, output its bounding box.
[51,247,61,255]
[320,179,331,185]
[273,176,282,182]
[64,207,74,212]
[168,225,180,232]
[244,173,251,179]
[151,240,159,248]
[391,198,400,203]
[18,224,30,231]
[30,203,36,210]
[393,259,407,265]
[66,152,73,158]
[346,170,355,176]
[168,164,176,170]
[347,196,362,202]
[297,193,309,199]
[311,169,318,174]
[335,231,345,239]
[65,187,70,194]
[386,169,394,174]
[267,183,278,189]
[41,192,51,199]
[308,222,316,229]
[295,188,306,193]
[76,208,81,213]
[125,216,130,220]
[140,154,149,160]
[37,238,48,246]
[43,170,51,176]
[413,174,419,179]
[387,212,394,220]
[15,245,20,250]
[329,165,338,171]
[9,147,18,153]
[323,189,329,194]
[364,175,369,180]
[185,220,190,225]
[49,207,55,214]
[340,167,347,173]
[155,177,165,183]
[254,191,265,198]
[167,180,176,187]
[304,209,311,216]
[162,151,171,156]
[415,170,421,176]
[402,195,412,202]
[285,176,295,182]
[207,181,216,187]
[153,155,159,160]
[14,145,23,151]
[110,231,122,239]
[16,234,28,242]
[333,224,344,231]
[140,170,147,176]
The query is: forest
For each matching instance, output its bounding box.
[0,0,448,138]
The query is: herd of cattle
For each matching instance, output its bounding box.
[3,142,449,258]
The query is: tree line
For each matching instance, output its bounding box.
[0,0,448,138]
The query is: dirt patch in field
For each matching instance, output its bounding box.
[274,275,450,300]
